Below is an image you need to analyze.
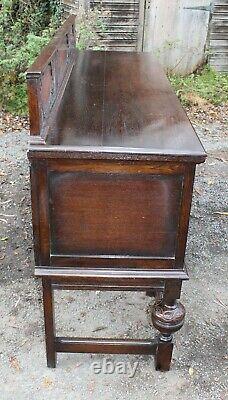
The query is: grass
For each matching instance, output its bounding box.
[168,66,228,106]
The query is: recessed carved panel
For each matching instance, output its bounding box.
[49,171,183,258]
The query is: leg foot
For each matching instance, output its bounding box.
[42,279,57,368]
[155,338,173,371]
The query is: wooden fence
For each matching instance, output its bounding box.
[61,0,228,73]
[209,0,228,72]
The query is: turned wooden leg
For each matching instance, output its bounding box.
[151,280,185,371]
[42,278,56,368]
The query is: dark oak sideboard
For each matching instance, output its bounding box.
[26,16,206,371]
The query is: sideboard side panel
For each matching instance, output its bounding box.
[45,161,188,269]
[30,159,195,270]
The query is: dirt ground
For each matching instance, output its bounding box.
[0,105,227,400]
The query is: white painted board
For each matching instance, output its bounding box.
[143,0,211,75]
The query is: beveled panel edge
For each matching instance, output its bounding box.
[50,255,175,269]
[52,283,164,291]
[47,160,187,174]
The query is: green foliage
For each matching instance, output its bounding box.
[0,2,106,115]
[169,66,228,106]
[1,1,226,115]
[75,8,107,51]
[0,0,62,115]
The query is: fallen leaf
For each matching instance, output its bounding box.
[9,356,21,372]
[184,93,208,108]
[189,367,194,376]
[42,377,53,388]
[207,180,214,186]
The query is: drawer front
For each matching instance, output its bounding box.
[49,170,183,263]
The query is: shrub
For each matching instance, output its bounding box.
[0,0,62,115]
[75,7,107,51]
[0,2,106,115]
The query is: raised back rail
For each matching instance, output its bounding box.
[26,15,76,143]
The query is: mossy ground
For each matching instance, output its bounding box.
[169,66,228,107]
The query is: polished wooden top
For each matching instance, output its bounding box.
[33,50,206,163]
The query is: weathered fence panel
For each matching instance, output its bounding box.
[61,0,227,74]
[143,0,211,75]
[90,0,141,51]
[209,0,228,72]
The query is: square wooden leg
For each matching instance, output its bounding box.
[155,338,174,371]
[42,279,56,368]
